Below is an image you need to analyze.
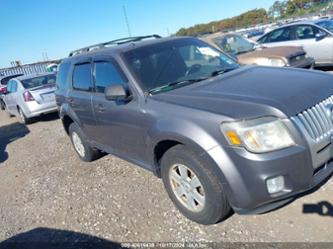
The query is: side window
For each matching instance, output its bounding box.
[72,63,92,91]
[6,81,12,92]
[257,34,269,44]
[12,81,17,92]
[295,25,318,40]
[94,61,127,93]
[56,62,71,90]
[268,28,292,42]
[7,80,17,93]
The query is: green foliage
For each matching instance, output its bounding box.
[175,8,268,36]
[175,0,333,36]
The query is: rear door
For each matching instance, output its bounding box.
[67,59,96,139]
[91,56,147,162]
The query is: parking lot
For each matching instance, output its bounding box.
[0,109,332,244]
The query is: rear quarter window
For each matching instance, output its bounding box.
[56,62,71,90]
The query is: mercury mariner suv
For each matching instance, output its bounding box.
[56,35,333,225]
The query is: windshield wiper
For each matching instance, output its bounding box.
[210,67,238,77]
[148,78,207,94]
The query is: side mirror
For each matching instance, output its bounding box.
[105,84,131,101]
[315,32,327,41]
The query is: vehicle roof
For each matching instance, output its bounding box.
[267,19,332,30]
[0,73,23,80]
[62,36,191,62]
[15,72,56,81]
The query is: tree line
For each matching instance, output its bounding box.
[175,0,332,36]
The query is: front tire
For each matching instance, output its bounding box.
[69,122,102,162]
[161,145,231,225]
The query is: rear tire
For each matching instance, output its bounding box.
[5,104,14,118]
[69,122,102,162]
[161,144,232,225]
[18,107,30,124]
[0,100,5,110]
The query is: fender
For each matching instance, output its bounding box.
[146,117,240,207]
[59,103,82,128]
[147,117,220,163]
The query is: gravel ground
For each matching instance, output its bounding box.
[0,109,332,245]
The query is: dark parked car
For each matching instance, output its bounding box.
[56,35,333,225]
[0,74,23,110]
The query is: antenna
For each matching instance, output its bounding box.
[123,5,132,37]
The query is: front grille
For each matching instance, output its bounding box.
[292,96,333,141]
[291,95,333,169]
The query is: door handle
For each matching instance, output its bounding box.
[67,97,77,107]
[96,104,105,112]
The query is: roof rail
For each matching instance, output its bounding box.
[68,34,162,57]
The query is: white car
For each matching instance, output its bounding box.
[257,19,333,66]
[3,72,57,124]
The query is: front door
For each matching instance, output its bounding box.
[91,57,148,163]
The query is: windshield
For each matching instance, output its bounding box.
[215,35,255,55]
[21,74,56,89]
[316,20,333,33]
[123,38,239,93]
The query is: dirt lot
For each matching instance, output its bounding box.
[0,109,332,245]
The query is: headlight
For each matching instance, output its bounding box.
[221,117,295,153]
[256,58,286,67]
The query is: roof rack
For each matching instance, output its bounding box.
[69,34,162,57]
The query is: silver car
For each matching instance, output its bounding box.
[257,19,333,66]
[3,72,57,124]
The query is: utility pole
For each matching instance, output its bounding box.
[123,5,132,37]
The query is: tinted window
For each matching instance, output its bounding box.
[123,38,238,92]
[295,25,319,39]
[72,63,92,91]
[316,20,333,32]
[56,62,71,90]
[94,62,126,93]
[21,74,56,89]
[257,34,269,44]
[269,27,292,42]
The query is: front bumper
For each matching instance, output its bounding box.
[290,57,315,69]
[207,130,333,214]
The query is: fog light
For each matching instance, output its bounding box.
[266,176,285,194]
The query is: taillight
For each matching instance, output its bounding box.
[0,86,6,93]
[23,91,35,102]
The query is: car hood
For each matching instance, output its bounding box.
[238,46,305,61]
[151,66,333,119]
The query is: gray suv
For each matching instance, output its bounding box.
[56,35,333,225]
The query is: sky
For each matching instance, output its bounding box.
[0,0,276,68]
